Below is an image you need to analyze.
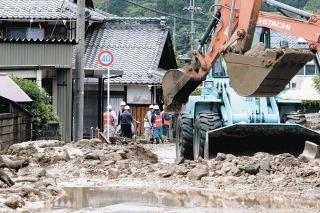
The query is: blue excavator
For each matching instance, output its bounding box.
[162,0,320,159]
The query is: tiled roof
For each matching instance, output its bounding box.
[0,0,111,21]
[85,18,173,85]
[270,30,309,49]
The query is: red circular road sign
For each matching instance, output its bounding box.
[98,50,114,67]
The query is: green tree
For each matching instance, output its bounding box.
[313,75,320,94]
[191,87,202,96]
[125,2,157,16]
[105,0,129,16]
[11,76,59,138]
[304,0,320,14]
[262,0,309,11]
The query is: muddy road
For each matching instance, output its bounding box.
[0,139,319,212]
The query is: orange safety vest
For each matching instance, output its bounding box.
[103,112,114,126]
[161,112,170,126]
[154,114,163,127]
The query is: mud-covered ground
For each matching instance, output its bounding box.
[0,139,319,212]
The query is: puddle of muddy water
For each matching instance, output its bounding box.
[49,187,320,212]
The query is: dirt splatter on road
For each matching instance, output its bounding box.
[0,140,319,212]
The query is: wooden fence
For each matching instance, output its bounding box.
[0,113,32,150]
[130,104,149,136]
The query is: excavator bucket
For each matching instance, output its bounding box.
[204,124,320,159]
[162,69,203,111]
[224,47,315,97]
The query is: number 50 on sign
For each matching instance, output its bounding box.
[98,50,114,67]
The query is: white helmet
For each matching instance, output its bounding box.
[107,105,112,110]
[120,101,126,106]
[153,105,159,110]
[125,105,130,110]
[149,105,154,109]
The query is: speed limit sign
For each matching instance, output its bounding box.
[98,50,114,67]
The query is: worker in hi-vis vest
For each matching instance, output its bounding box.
[161,105,170,142]
[151,105,163,144]
[103,105,116,137]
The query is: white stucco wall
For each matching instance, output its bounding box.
[279,76,320,101]
[127,85,151,104]
[84,78,124,91]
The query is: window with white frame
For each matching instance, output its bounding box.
[305,64,316,75]
[296,62,318,76]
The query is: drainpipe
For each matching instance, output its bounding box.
[154,86,157,104]
[36,69,42,87]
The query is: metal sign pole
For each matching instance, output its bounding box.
[97,50,114,140]
[107,67,110,139]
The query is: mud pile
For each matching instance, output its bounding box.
[158,152,320,192]
[64,139,158,179]
[0,139,319,211]
[0,139,158,211]
[0,140,68,211]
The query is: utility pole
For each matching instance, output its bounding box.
[183,0,202,51]
[74,0,85,142]
[190,0,195,52]
[173,17,176,52]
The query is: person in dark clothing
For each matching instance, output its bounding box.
[120,105,133,138]
[115,101,126,135]
[117,101,126,126]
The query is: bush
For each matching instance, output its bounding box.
[191,87,201,96]
[11,76,59,138]
[313,75,320,94]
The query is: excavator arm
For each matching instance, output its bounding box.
[257,12,320,50]
[163,0,317,111]
[162,0,263,110]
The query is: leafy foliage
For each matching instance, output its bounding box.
[304,0,320,14]
[263,0,309,11]
[191,87,201,96]
[313,75,320,94]
[11,76,59,137]
[302,100,320,113]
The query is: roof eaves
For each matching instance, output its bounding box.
[151,29,169,72]
[0,0,107,22]
[0,38,78,45]
[105,17,163,21]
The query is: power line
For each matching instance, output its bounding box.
[122,0,208,23]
